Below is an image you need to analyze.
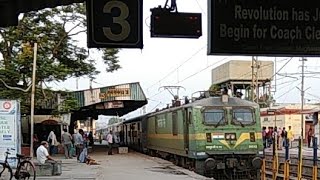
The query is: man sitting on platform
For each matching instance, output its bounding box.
[36,141,56,164]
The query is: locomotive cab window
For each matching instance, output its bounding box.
[203,109,225,125]
[232,108,255,126]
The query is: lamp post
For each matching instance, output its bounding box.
[30,43,37,158]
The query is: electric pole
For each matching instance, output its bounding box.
[30,42,37,158]
[298,57,307,180]
[300,58,306,140]
[251,56,259,103]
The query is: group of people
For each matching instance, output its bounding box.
[34,128,95,166]
[262,126,294,149]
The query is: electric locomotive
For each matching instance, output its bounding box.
[121,93,263,180]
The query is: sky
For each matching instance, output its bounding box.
[47,0,320,121]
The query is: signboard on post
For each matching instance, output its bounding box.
[208,0,320,56]
[0,100,21,168]
[86,0,143,48]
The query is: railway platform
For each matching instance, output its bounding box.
[35,144,210,180]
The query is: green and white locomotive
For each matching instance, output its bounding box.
[113,93,263,179]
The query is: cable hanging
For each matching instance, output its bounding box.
[164,0,178,12]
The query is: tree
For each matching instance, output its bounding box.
[208,84,221,96]
[108,117,121,125]
[0,3,121,114]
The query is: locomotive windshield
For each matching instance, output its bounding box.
[232,108,255,126]
[204,109,225,126]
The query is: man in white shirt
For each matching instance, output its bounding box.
[106,131,113,155]
[36,141,56,164]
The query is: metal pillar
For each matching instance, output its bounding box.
[261,149,266,180]
[272,134,278,180]
[313,137,318,180]
[298,137,303,180]
[284,138,290,180]
[251,56,259,102]
[251,56,259,103]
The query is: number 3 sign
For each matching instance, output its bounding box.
[87,0,143,48]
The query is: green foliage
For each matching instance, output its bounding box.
[0,3,120,114]
[208,84,221,96]
[51,94,79,116]
[103,48,121,72]
[108,117,121,125]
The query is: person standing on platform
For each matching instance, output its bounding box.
[106,131,113,155]
[308,127,314,148]
[282,127,288,147]
[287,126,294,148]
[47,130,58,156]
[278,127,283,150]
[262,127,267,148]
[33,134,39,156]
[62,129,73,159]
[74,129,84,161]
[88,131,94,146]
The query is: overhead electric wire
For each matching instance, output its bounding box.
[276,79,298,86]
[146,45,206,91]
[306,92,320,100]
[148,57,290,99]
[276,82,301,99]
[148,57,230,99]
[195,0,206,15]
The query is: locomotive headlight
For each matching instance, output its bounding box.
[206,133,212,142]
[250,132,256,142]
[225,133,236,140]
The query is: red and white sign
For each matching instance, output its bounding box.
[3,102,11,109]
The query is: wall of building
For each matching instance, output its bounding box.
[261,114,286,129]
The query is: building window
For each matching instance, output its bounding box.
[264,117,268,121]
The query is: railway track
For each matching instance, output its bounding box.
[264,152,320,180]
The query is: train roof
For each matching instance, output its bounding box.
[190,96,259,107]
[150,96,259,115]
[123,96,259,122]
[123,113,151,124]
